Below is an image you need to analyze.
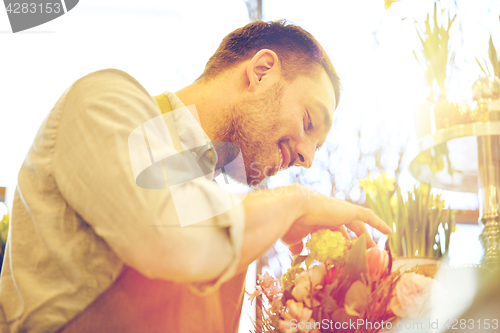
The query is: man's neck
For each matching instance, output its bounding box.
[175,78,236,143]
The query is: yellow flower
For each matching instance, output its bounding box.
[306,230,346,263]
[376,172,396,192]
[359,178,376,197]
[360,172,396,196]
[385,0,397,10]
[282,266,305,291]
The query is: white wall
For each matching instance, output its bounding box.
[0,0,249,186]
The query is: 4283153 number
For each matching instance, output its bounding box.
[5,2,62,14]
[444,318,499,330]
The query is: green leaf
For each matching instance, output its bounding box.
[330,308,356,324]
[322,293,338,314]
[304,256,314,268]
[413,50,422,66]
[336,235,368,298]
[484,59,492,76]
[344,280,370,317]
[291,255,308,267]
[282,289,297,304]
[488,36,500,77]
[448,14,457,31]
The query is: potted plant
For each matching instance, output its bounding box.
[412,0,466,134]
[474,35,500,122]
[360,173,455,273]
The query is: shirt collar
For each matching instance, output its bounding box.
[163,91,218,171]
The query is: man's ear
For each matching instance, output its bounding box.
[246,49,281,92]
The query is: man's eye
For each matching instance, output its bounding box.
[307,112,313,131]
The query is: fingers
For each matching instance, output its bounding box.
[289,241,304,255]
[337,225,350,240]
[345,220,376,248]
[355,206,392,235]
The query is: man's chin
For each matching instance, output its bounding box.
[247,170,270,188]
[218,159,271,187]
[213,167,261,187]
[247,177,266,188]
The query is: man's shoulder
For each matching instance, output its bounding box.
[77,68,136,83]
[69,68,151,98]
[58,68,160,124]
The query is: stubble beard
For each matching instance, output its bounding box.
[216,81,285,187]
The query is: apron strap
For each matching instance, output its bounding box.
[154,93,172,114]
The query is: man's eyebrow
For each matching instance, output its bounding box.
[316,101,333,130]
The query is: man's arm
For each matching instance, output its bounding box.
[52,69,244,288]
[237,183,391,273]
[52,69,388,288]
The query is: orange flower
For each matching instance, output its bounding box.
[292,264,326,307]
[279,300,318,333]
[366,247,389,280]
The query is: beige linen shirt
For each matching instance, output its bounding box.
[0,69,245,333]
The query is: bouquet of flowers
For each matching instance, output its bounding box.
[248,230,435,333]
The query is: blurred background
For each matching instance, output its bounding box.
[1,0,499,331]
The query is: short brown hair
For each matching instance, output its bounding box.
[198,20,341,108]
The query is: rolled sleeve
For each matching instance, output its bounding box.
[52,69,245,291]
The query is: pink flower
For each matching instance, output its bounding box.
[258,272,275,289]
[250,272,283,307]
[265,283,284,297]
[246,286,262,305]
[292,264,326,307]
[366,247,389,280]
[279,300,318,333]
[390,272,434,318]
[271,294,283,308]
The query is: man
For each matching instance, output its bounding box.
[0,20,391,332]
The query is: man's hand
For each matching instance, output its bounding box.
[237,183,391,273]
[281,186,391,252]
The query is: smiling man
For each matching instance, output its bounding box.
[179,24,339,186]
[0,21,390,333]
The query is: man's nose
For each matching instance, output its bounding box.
[293,141,316,169]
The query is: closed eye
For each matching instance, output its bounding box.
[307,111,313,131]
